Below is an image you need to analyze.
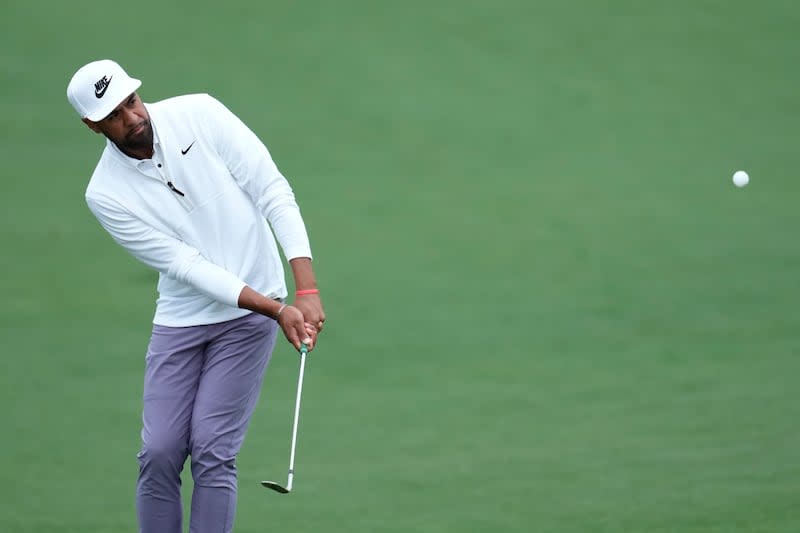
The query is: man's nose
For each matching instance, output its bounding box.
[121,107,139,125]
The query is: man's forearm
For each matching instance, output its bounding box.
[289,257,318,291]
[238,286,285,319]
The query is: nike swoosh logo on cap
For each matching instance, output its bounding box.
[94,75,113,98]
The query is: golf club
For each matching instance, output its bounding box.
[262,343,309,494]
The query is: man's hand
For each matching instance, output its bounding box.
[277,305,314,352]
[293,292,326,333]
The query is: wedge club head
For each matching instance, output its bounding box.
[261,480,290,494]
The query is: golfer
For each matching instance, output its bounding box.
[67,59,325,533]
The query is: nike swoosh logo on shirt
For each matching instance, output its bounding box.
[181,141,195,155]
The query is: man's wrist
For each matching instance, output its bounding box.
[295,288,320,296]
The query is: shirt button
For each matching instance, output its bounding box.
[157,164,162,168]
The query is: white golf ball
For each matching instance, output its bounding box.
[732,170,749,188]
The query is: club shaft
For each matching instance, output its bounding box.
[286,350,307,491]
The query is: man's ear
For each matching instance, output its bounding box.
[82,118,102,134]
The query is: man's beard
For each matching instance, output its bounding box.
[118,119,154,154]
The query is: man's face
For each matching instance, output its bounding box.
[83,92,153,156]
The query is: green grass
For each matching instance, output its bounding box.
[2,1,799,531]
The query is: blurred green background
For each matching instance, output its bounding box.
[2,1,799,531]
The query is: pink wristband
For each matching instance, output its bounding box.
[295,289,320,296]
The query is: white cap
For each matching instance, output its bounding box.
[67,59,142,121]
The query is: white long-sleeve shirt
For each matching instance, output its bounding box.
[85,93,311,327]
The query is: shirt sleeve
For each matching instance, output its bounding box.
[202,94,313,261]
[86,194,247,307]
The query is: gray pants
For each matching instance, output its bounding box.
[136,312,277,533]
